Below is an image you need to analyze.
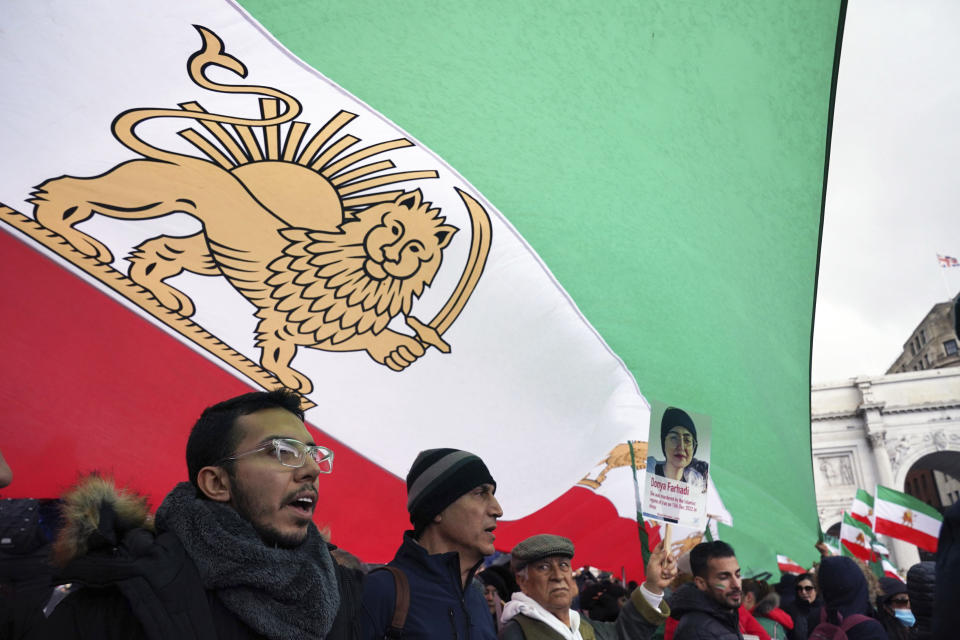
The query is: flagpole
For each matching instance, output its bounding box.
[938,257,952,299]
[628,441,652,566]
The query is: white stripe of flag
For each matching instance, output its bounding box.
[881,557,903,582]
[871,540,890,557]
[840,512,875,562]
[850,488,874,529]
[875,485,943,553]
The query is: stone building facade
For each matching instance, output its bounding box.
[887,296,960,373]
[811,367,960,569]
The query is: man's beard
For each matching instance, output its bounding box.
[717,593,741,610]
[231,478,309,549]
[707,588,741,610]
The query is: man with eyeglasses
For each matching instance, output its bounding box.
[35,389,363,640]
[500,534,674,640]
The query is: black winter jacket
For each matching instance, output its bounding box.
[668,582,742,640]
[784,595,822,640]
[361,531,495,640]
[934,500,960,640]
[906,562,934,640]
[26,479,363,640]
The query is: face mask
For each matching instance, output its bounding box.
[893,608,915,627]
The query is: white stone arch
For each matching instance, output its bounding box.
[892,431,960,490]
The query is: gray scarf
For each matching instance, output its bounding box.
[156,482,340,640]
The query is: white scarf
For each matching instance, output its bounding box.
[501,592,584,640]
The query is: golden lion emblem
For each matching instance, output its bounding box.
[578,441,648,489]
[21,27,491,396]
[902,510,914,527]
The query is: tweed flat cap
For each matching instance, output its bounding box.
[511,534,575,571]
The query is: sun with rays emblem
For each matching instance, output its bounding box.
[25,26,491,396]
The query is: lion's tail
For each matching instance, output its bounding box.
[112,25,301,164]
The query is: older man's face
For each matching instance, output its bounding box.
[517,555,578,617]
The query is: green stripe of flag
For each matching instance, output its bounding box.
[843,511,873,537]
[240,0,846,576]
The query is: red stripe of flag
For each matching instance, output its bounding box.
[841,539,874,563]
[875,518,939,553]
[0,231,656,574]
[850,512,871,528]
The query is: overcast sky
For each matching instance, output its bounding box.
[812,0,960,383]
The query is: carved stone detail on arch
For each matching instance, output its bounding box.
[892,434,960,489]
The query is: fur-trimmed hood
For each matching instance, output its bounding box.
[51,473,153,568]
[753,590,779,617]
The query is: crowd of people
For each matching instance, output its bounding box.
[1,389,958,639]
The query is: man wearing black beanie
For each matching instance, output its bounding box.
[361,448,502,639]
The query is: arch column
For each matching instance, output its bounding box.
[865,424,920,569]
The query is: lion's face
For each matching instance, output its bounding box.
[362,190,456,281]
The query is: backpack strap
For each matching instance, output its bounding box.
[839,614,871,631]
[371,566,410,639]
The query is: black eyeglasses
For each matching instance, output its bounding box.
[797,585,815,592]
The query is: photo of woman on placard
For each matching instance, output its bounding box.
[647,406,709,493]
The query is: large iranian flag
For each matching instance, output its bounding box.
[875,485,943,553]
[850,488,874,528]
[840,512,876,562]
[0,0,844,576]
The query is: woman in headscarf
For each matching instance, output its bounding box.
[646,407,708,493]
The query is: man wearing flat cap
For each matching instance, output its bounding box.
[501,534,675,640]
[361,448,502,639]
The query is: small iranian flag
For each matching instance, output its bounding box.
[850,489,874,528]
[875,485,943,553]
[881,557,903,582]
[822,534,841,556]
[777,554,806,575]
[840,512,876,562]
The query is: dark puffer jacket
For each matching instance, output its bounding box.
[816,556,887,640]
[934,500,960,640]
[668,582,741,640]
[783,594,821,640]
[361,531,495,640]
[27,476,363,640]
[906,562,934,640]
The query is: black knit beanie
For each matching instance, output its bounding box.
[406,448,495,530]
[660,407,698,457]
